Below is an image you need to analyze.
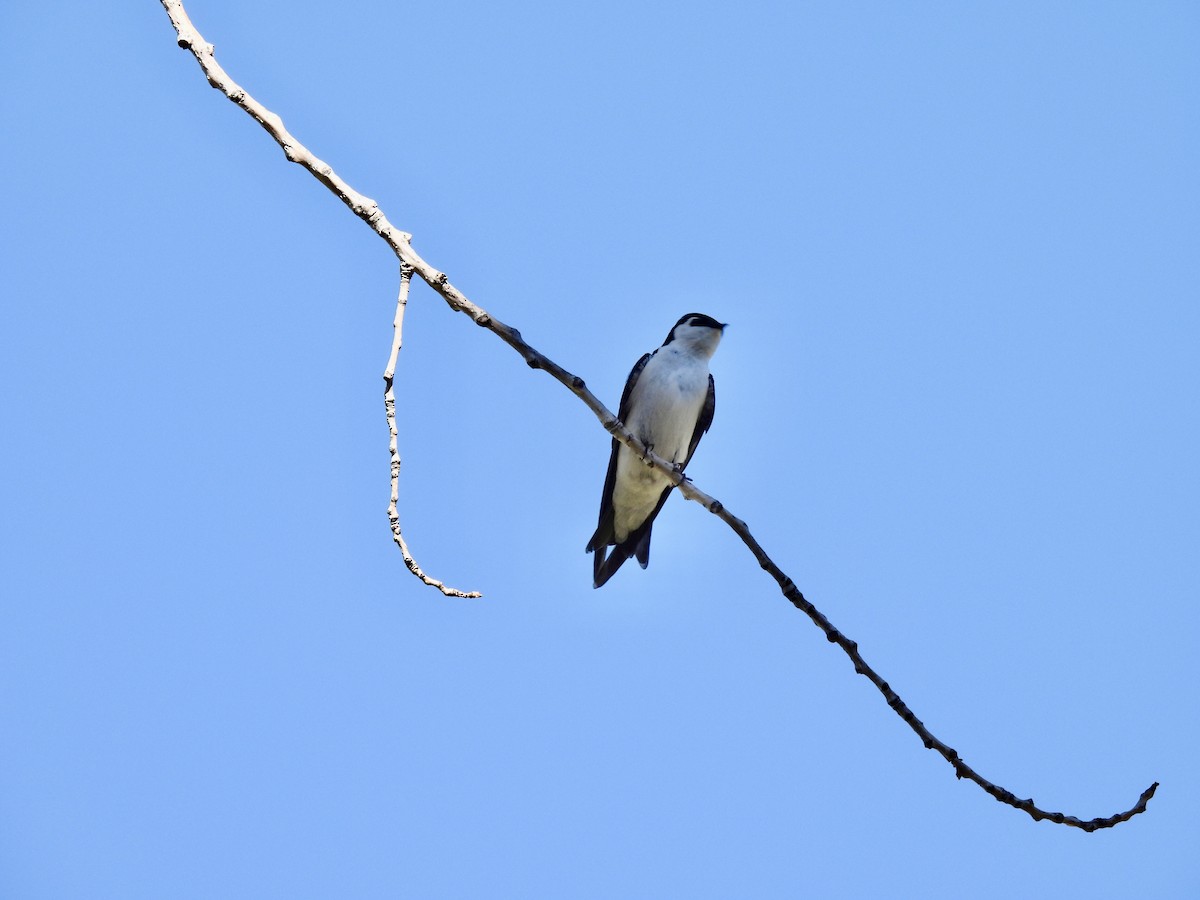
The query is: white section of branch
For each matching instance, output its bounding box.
[385,266,481,598]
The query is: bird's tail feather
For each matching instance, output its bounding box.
[593,544,635,589]
[591,545,607,587]
[635,528,652,569]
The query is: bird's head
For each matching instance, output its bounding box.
[663,313,727,357]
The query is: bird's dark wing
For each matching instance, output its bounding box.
[682,374,716,468]
[618,352,654,421]
[586,352,652,567]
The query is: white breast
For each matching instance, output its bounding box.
[608,346,710,541]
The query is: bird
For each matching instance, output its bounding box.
[586,313,726,588]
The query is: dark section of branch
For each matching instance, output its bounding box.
[390,287,1161,831]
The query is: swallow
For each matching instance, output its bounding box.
[586,313,725,588]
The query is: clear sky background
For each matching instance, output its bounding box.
[2,2,1197,897]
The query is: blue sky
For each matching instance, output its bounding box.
[2,1,1198,897]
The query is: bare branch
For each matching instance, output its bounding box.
[385,265,481,599]
[159,0,1158,830]
[158,1,478,597]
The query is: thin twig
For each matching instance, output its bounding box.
[385,264,481,598]
[159,0,1158,830]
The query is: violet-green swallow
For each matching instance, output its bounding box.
[586,313,726,588]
